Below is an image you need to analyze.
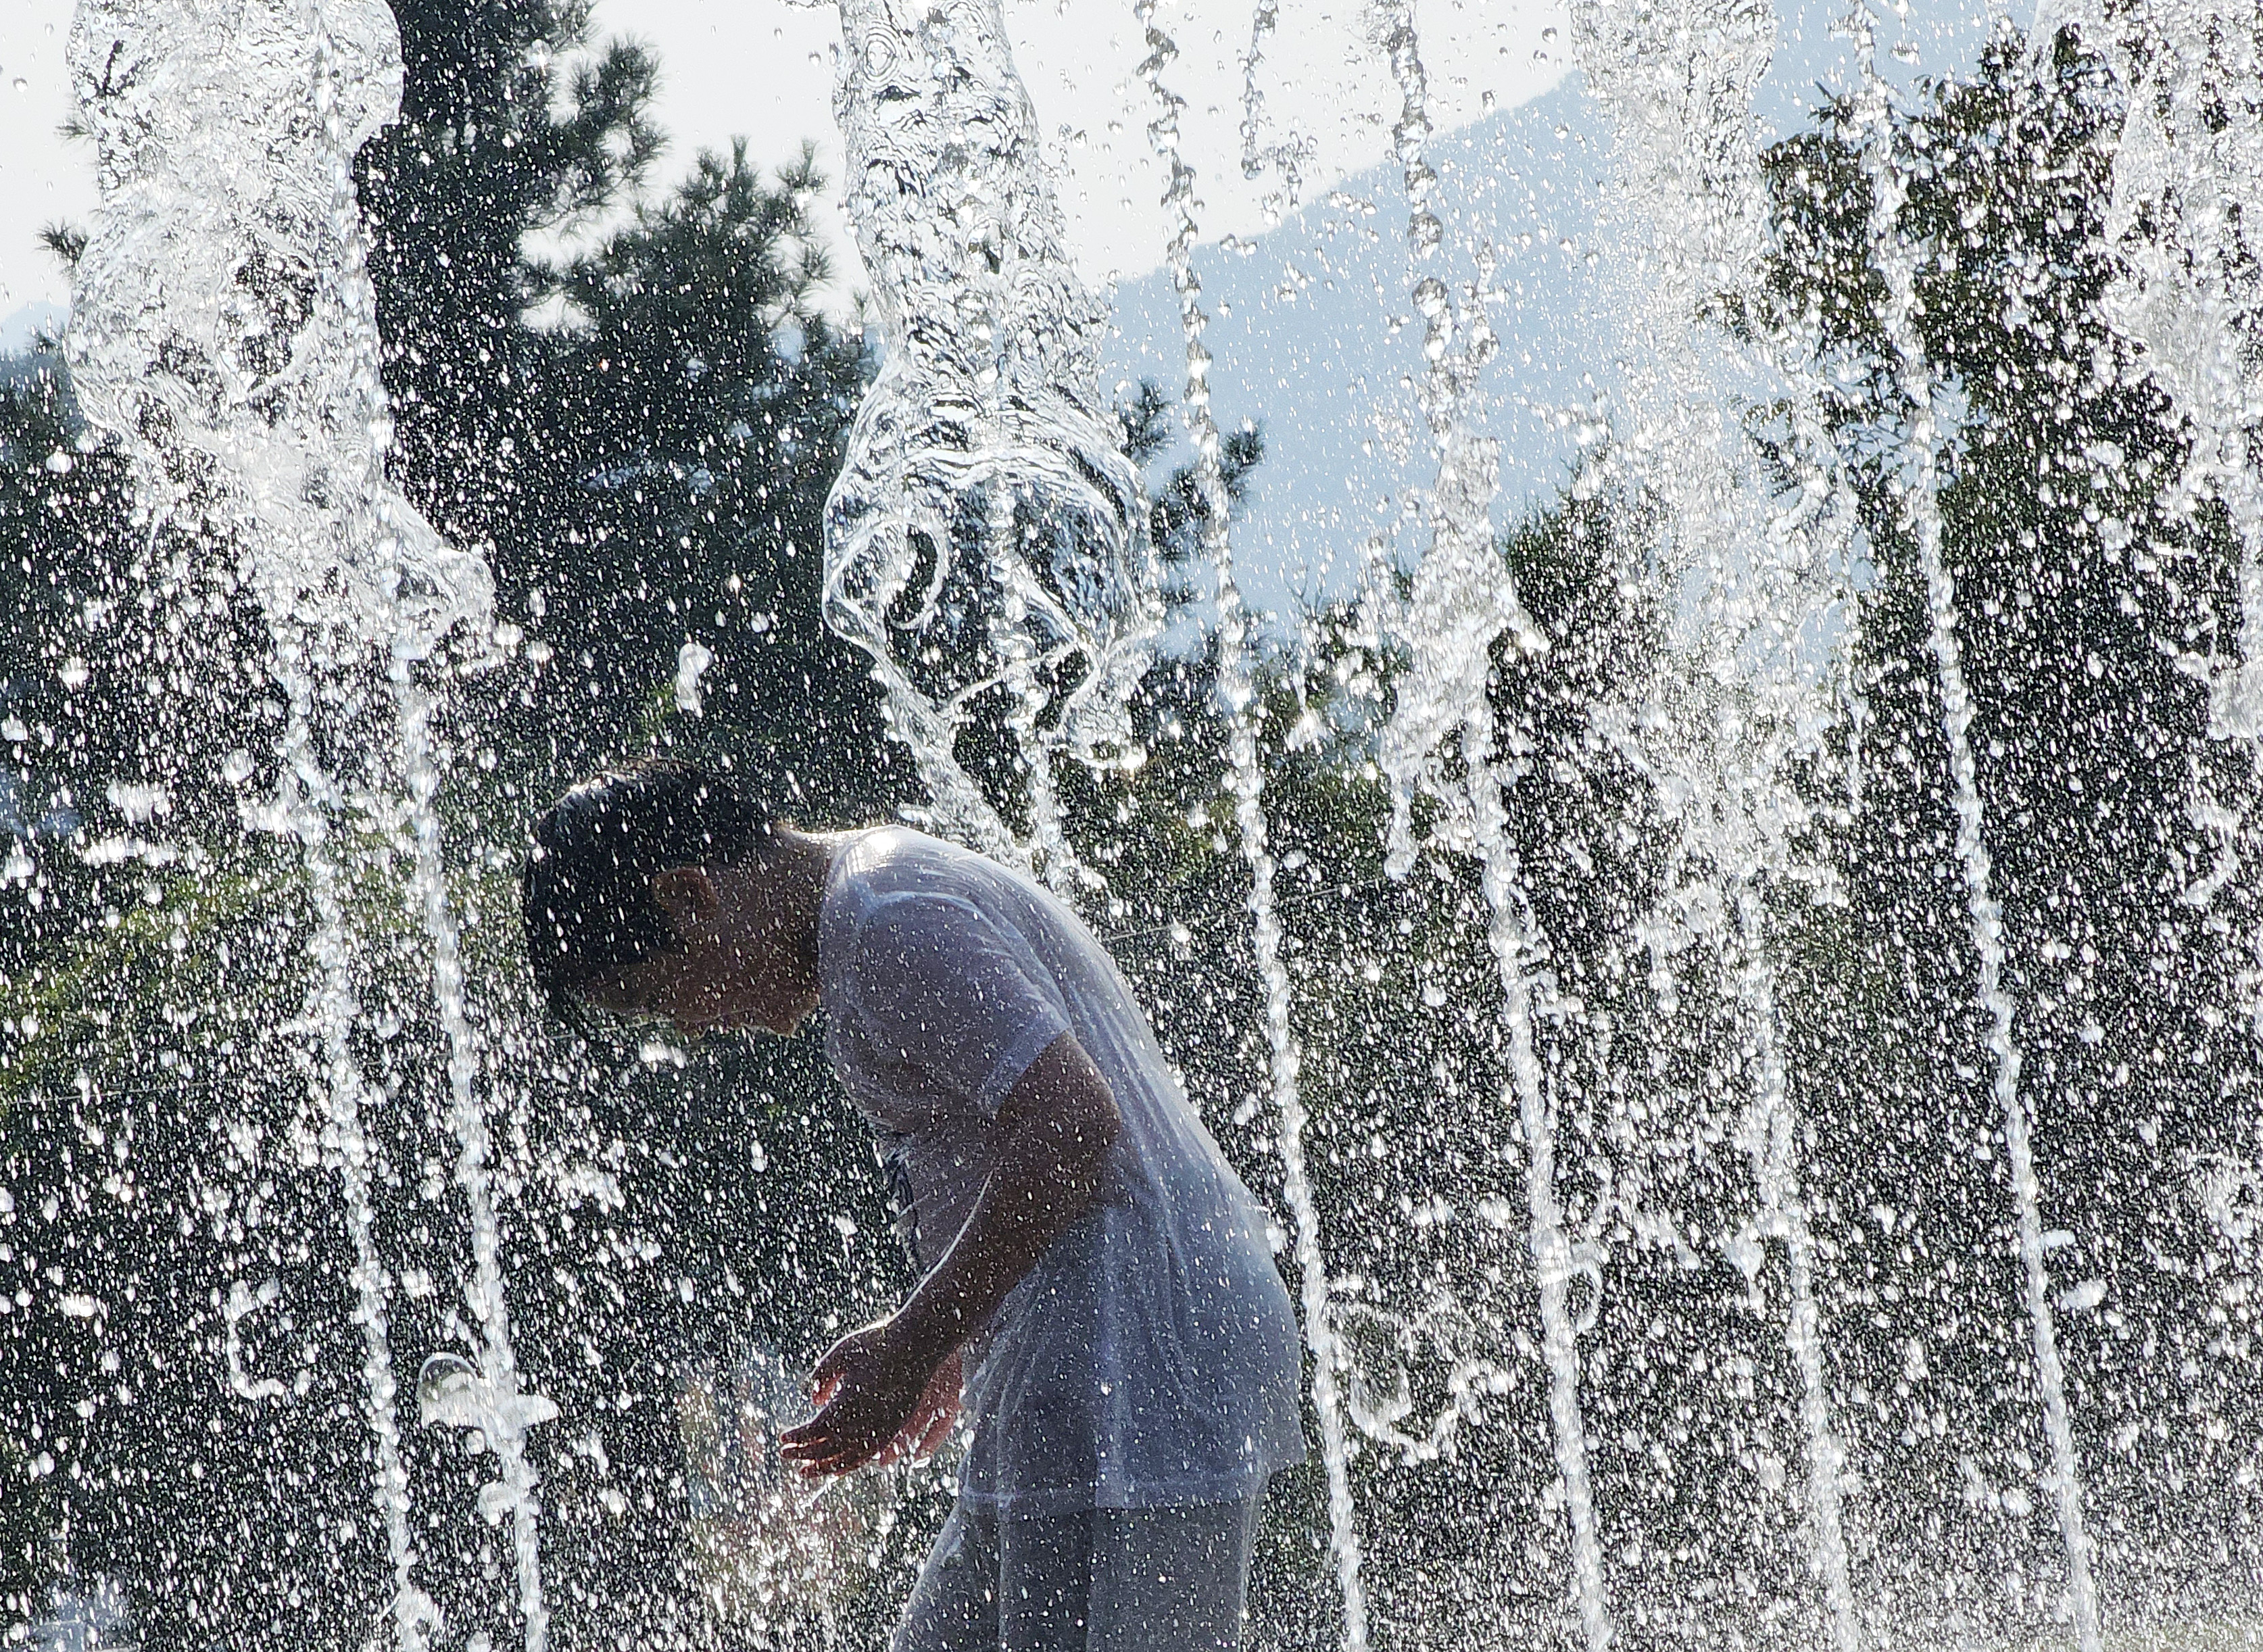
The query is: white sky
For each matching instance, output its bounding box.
[0,3,84,323]
[1,0,1566,330]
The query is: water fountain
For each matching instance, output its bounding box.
[1365,7,1612,1643]
[5,0,2262,1647]
[1132,2,1370,1640]
[61,2,539,1645]
[1848,20,2105,1647]
[1551,1,1859,1643]
[819,0,1159,889]
[2083,0,2263,1033]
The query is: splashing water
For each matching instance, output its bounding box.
[22,1,2263,1645]
[1236,0,1309,228]
[1363,8,1624,1647]
[1129,4,1368,1644]
[397,679,556,1652]
[2085,0,2263,1036]
[1401,306,1622,1652]
[65,0,489,661]
[64,1,549,1645]
[1559,0,1863,1643]
[1851,9,2101,1646]
[821,0,1159,883]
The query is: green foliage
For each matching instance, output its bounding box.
[452,141,885,800]
[358,0,666,544]
[1115,380,1267,598]
[0,848,340,1636]
[1757,24,2253,1219]
[350,3,896,806]
[0,348,278,1006]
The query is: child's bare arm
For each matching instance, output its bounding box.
[780,1033,1120,1476]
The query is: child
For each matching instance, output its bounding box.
[521,760,1305,1651]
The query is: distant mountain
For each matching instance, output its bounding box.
[0,301,66,382]
[1100,0,2010,619]
[1104,82,1610,621]
[0,302,64,349]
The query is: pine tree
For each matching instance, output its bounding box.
[359,4,895,812]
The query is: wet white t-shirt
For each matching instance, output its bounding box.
[819,828,1307,1514]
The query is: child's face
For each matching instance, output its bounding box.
[579,862,817,1038]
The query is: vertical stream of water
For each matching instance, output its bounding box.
[1130,7,1369,1643]
[1850,12,2102,1645]
[284,676,439,1651]
[65,2,545,1644]
[395,680,552,1652]
[1732,886,1858,1647]
[2089,0,2263,1037]
[1365,7,1613,1645]
[308,11,554,1642]
[1235,0,1304,228]
[1560,0,1862,1640]
[62,4,441,1640]
[822,0,1158,885]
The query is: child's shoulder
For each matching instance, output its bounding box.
[822,828,999,947]
[829,825,967,894]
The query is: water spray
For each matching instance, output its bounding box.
[64,3,548,1643]
[1132,4,1368,1642]
[821,0,1160,887]
[1559,0,1864,1638]
[1369,5,1611,1643]
[1850,11,2102,1644]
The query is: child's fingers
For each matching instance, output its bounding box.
[800,1442,867,1478]
[911,1389,954,1453]
[807,1351,859,1408]
[784,1409,880,1476]
[779,1409,835,1454]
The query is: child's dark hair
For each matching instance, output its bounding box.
[521,758,775,1016]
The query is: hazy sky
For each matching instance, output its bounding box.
[0,3,81,323]
[0,0,1565,331]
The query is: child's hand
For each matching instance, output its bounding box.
[780,1319,952,1478]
